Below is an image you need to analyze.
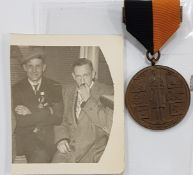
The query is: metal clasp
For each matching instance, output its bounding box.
[146,51,161,66]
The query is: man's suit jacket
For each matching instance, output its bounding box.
[12,77,63,155]
[54,81,113,163]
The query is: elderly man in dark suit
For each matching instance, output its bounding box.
[52,58,113,163]
[12,48,63,163]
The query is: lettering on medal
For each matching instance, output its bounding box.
[126,65,190,130]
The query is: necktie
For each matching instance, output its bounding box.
[33,84,39,95]
[75,92,83,119]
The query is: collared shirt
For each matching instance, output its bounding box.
[28,78,42,94]
[75,81,94,119]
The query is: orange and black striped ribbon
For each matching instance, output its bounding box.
[124,0,181,54]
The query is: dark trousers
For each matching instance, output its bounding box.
[16,133,55,163]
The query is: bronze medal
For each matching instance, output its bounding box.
[123,0,190,129]
[125,65,190,130]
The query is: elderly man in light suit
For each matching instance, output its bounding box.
[52,58,113,163]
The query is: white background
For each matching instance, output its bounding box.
[1,0,193,175]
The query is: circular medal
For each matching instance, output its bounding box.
[125,65,190,130]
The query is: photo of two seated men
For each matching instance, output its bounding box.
[11,46,114,164]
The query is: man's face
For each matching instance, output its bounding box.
[23,58,46,83]
[72,64,95,87]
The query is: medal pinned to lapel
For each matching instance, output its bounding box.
[124,0,190,130]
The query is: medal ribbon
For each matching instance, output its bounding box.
[124,0,181,54]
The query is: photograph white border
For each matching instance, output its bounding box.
[11,34,124,175]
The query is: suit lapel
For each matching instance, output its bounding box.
[22,79,39,110]
[38,77,46,95]
[90,81,100,100]
[78,82,99,122]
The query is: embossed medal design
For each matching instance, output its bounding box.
[124,0,190,129]
[125,65,190,130]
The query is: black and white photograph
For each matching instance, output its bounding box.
[10,34,124,174]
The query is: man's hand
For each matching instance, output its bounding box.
[78,84,90,102]
[57,139,71,154]
[15,105,32,116]
[48,106,54,115]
